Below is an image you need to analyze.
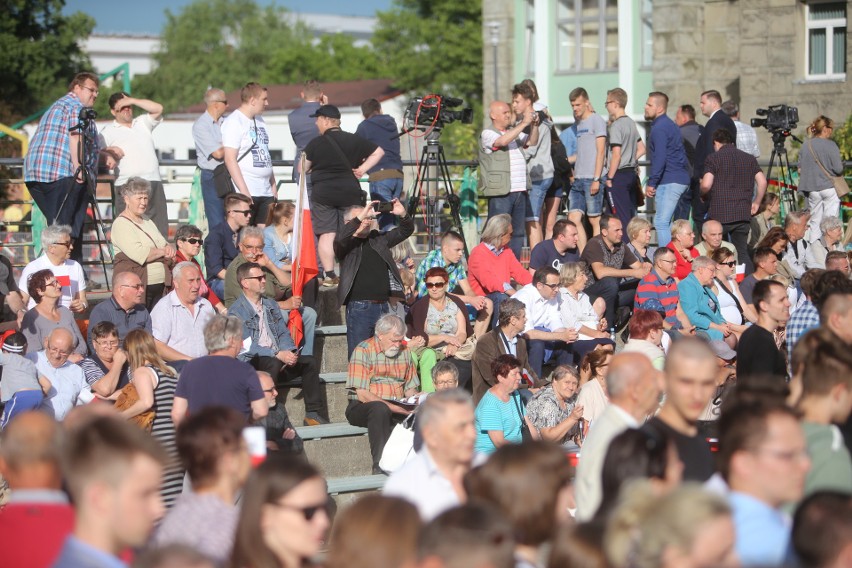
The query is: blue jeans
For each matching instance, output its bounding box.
[27,177,87,263]
[568,178,605,217]
[528,177,553,222]
[526,336,574,379]
[209,278,224,301]
[369,178,404,232]
[346,301,390,358]
[200,168,225,230]
[486,291,509,329]
[487,191,529,259]
[654,182,689,247]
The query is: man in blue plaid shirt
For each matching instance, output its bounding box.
[786,268,823,359]
[24,72,120,263]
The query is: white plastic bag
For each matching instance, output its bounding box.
[379,413,416,474]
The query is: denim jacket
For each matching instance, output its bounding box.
[229,294,296,360]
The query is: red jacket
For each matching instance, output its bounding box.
[468,243,532,296]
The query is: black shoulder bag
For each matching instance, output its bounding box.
[213,118,258,198]
[513,392,534,443]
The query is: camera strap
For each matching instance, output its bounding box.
[806,139,835,181]
[324,132,354,171]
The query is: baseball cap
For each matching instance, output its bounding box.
[309,104,341,119]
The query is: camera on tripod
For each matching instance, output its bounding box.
[751,104,799,132]
[79,107,97,122]
[403,94,473,132]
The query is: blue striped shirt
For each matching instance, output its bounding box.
[474,390,524,455]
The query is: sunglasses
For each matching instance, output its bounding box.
[242,275,266,281]
[230,209,252,217]
[424,281,446,289]
[272,501,330,521]
[720,261,736,267]
[181,238,203,245]
[541,282,560,289]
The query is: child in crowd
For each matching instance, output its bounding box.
[0,332,51,428]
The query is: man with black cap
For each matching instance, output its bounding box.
[303,104,385,287]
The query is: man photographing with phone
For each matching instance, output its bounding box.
[334,199,414,357]
[303,104,385,288]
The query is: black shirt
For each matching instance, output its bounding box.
[304,129,378,207]
[736,324,787,379]
[349,241,390,302]
[643,417,715,482]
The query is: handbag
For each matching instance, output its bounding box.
[114,381,155,432]
[512,392,534,443]
[807,140,849,198]
[212,119,259,198]
[443,335,477,361]
[379,413,416,473]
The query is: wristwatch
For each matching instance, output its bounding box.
[592,177,601,182]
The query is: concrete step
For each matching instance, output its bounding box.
[297,422,373,478]
[283,376,350,427]
[314,326,349,374]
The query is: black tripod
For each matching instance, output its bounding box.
[765,129,802,217]
[406,134,469,256]
[64,110,113,289]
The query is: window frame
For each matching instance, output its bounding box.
[556,0,619,73]
[805,1,847,81]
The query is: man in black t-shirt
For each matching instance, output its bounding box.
[642,337,717,482]
[303,104,384,287]
[736,279,790,379]
[528,218,581,275]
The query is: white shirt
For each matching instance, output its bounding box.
[151,291,215,359]
[221,109,274,197]
[383,447,463,521]
[558,288,599,339]
[513,284,564,333]
[28,351,89,421]
[100,114,162,185]
[19,255,86,310]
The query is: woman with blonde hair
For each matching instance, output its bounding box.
[749,192,780,249]
[666,219,698,281]
[120,329,183,507]
[263,201,296,270]
[798,115,844,241]
[626,216,655,264]
[604,481,737,568]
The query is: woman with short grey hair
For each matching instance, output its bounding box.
[112,176,176,310]
[805,215,844,270]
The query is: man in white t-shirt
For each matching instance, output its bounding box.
[19,224,87,313]
[221,82,276,227]
[100,92,168,236]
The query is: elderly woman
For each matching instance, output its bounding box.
[799,115,844,241]
[474,354,539,455]
[18,224,87,312]
[79,321,130,398]
[468,214,533,328]
[749,192,780,249]
[526,365,584,450]
[558,262,615,362]
[710,248,757,326]
[173,224,227,314]
[805,216,844,270]
[112,176,176,310]
[677,256,743,348]
[626,216,655,264]
[406,267,484,392]
[20,268,86,362]
[666,219,699,281]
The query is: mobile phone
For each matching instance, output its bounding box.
[375,201,394,213]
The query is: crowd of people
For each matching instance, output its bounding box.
[0,71,850,567]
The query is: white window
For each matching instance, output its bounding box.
[557,0,619,72]
[806,1,846,79]
[640,0,653,69]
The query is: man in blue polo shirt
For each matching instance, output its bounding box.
[528,218,581,274]
[634,247,692,332]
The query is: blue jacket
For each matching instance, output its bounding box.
[229,294,296,359]
[677,273,725,340]
[647,114,690,188]
[355,114,403,172]
[262,225,291,270]
[204,222,239,280]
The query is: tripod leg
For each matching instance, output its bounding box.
[435,146,470,258]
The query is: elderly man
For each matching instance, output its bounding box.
[384,389,477,521]
[151,262,216,362]
[694,219,738,263]
[479,100,538,258]
[783,210,811,279]
[0,412,73,568]
[574,352,661,520]
[345,313,420,474]
[701,128,767,274]
[224,226,315,355]
[229,262,327,426]
[101,92,168,236]
[172,315,268,426]
[304,103,384,286]
[26,328,88,421]
[512,267,579,378]
[193,87,230,229]
[256,371,302,454]
[643,338,718,482]
[19,224,87,312]
[737,280,791,379]
[471,298,539,405]
[635,247,693,332]
[825,250,851,276]
[221,82,276,225]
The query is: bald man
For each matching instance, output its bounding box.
[479,100,539,259]
[695,219,738,262]
[0,412,74,568]
[27,328,90,421]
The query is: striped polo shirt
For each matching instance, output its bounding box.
[634,269,680,328]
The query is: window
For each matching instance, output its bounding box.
[525,0,535,76]
[640,0,653,69]
[557,0,619,72]
[806,2,846,79]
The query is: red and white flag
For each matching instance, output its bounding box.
[288,158,319,347]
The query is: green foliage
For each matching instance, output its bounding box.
[0,0,94,124]
[832,113,852,162]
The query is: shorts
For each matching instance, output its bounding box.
[545,180,564,200]
[527,177,554,222]
[311,201,347,235]
[568,178,605,217]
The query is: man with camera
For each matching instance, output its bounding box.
[303,104,385,287]
[24,72,120,264]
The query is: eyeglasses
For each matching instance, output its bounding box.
[720,261,736,267]
[241,244,263,251]
[95,339,119,348]
[541,282,560,289]
[81,85,99,96]
[47,345,72,356]
[52,241,72,248]
[263,387,277,393]
[121,283,145,290]
[181,238,203,245]
[434,380,458,388]
[658,258,676,264]
[44,280,62,288]
[424,281,446,289]
[242,275,266,282]
[230,209,252,217]
[271,501,330,521]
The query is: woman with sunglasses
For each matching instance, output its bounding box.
[229,454,330,568]
[174,224,227,314]
[710,248,757,326]
[406,267,488,391]
[20,268,86,362]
